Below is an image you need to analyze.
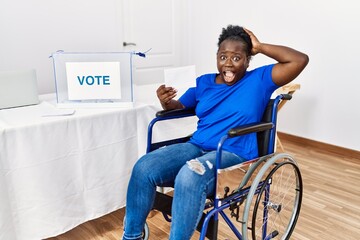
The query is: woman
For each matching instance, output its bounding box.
[123,25,308,240]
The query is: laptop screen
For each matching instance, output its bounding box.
[0,69,40,109]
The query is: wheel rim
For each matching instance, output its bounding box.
[251,161,303,240]
[142,222,150,239]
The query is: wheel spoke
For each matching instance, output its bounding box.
[244,156,302,240]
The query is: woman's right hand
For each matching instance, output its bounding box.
[156,84,177,105]
[156,84,184,110]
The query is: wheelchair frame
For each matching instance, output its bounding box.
[144,94,303,240]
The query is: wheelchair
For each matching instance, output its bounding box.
[142,94,303,240]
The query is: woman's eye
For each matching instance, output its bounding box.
[220,55,226,60]
[232,56,240,61]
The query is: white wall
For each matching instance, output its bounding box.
[0,0,123,94]
[187,0,360,151]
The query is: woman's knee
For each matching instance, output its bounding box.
[131,157,149,176]
[175,158,214,189]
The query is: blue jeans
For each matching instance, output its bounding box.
[122,142,246,240]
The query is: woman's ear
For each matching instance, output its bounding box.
[245,56,252,68]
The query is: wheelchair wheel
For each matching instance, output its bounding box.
[123,217,150,240]
[142,222,149,240]
[241,153,303,240]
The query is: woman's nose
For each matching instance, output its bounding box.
[225,58,233,66]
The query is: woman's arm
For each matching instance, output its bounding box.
[156,84,185,110]
[244,28,309,86]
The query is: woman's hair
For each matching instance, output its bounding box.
[217,25,252,57]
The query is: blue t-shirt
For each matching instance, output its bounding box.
[179,64,278,160]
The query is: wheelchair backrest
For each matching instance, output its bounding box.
[257,99,275,156]
[257,93,292,156]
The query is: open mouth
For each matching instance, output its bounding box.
[223,71,235,83]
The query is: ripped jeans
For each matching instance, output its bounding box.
[123,142,246,240]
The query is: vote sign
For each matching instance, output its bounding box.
[66,62,121,100]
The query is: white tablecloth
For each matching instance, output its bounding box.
[0,94,197,240]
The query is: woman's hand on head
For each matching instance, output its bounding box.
[244,28,261,56]
[243,28,309,86]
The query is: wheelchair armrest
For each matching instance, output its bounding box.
[227,122,274,138]
[279,93,292,100]
[155,108,196,118]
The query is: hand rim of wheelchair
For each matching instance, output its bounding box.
[241,153,303,240]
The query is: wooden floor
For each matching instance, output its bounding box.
[47,138,360,240]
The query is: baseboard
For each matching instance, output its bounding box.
[277,132,360,160]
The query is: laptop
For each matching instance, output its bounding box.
[0,69,40,109]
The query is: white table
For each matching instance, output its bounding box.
[0,94,197,240]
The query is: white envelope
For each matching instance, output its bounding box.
[164,65,196,99]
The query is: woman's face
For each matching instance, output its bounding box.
[216,39,249,85]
